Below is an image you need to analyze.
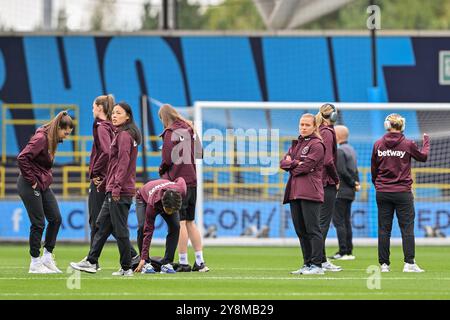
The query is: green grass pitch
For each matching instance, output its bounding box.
[0,244,449,300]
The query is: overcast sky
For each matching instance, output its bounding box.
[0,0,223,31]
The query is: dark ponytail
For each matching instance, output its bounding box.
[115,102,142,145]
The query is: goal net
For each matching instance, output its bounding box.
[193,101,450,245]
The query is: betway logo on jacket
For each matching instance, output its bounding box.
[377,149,406,158]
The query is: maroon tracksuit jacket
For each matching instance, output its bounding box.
[105,128,138,197]
[319,124,340,187]
[17,127,54,190]
[137,177,187,260]
[280,133,326,204]
[89,118,115,192]
[371,132,430,192]
[159,119,202,187]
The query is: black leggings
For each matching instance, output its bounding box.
[17,175,62,258]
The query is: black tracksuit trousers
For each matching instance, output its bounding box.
[333,198,354,255]
[376,191,416,265]
[87,193,134,270]
[319,185,337,263]
[136,199,180,264]
[88,183,138,259]
[290,199,323,267]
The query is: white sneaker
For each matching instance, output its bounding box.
[112,268,134,277]
[79,256,101,271]
[322,260,342,272]
[41,253,62,273]
[329,253,343,260]
[29,259,55,274]
[70,260,97,273]
[302,265,325,275]
[291,265,310,275]
[340,254,356,261]
[160,263,176,274]
[403,263,425,273]
[381,263,390,272]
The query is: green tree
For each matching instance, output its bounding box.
[141,0,206,30]
[90,0,116,31]
[141,0,159,30]
[303,0,450,30]
[177,0,207,29]
[57,7,69,32]
[202,0,265,30]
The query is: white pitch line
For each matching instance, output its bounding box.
[1,276,449,281]
[0,266,370,272]
[0,292,449,297]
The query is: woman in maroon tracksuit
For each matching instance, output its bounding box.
[158,104,207,272]
[315,103,341,271]
[87,94,115,246]
[133,177,187,273]
[71,102,141,276]
[280,113,326,275]
[17,111,73,274]
[371,113,429,273]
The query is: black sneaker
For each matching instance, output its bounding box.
[192,262,209,272]
[176,263,192,272]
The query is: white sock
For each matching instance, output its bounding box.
[31,256,40,264]
[179,253,188,265]
[43,248,52,257]
[195,251,204,265]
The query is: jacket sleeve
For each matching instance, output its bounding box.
[140,205,156,261]
[337,149,356,187]
[371,144,378,185]
[322,129,340,184]
[159,130,174,176]
[409,135,430,162]
[17,133,46,185]
[111,132,131,197]
[291,143,324,176]
[280,147,300,172]
[91,125,111,179]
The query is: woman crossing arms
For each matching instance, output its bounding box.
[280,113,326,275]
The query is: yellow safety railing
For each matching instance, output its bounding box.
[2,104,80,163]
[203,166,450,201]
[62,165,160,197]
[0,166,5,198]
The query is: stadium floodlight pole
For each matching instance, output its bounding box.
[141,94,149,183]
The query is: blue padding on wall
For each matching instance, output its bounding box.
[182,37,262,101]
[263,37,334,101]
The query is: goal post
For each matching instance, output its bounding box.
[193,101,450,246]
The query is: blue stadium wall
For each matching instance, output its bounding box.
[2,35,450,157]
[1,34,450,240]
